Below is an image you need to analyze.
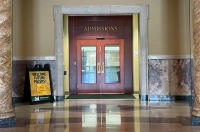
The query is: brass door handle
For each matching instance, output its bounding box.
[97,63,101,73]
[101,62,104,73]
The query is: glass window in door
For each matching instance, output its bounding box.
[105,45,120,83]
[81,46,96,83]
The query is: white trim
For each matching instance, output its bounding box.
[148,55,192,59]
[54,5,149,97]
[12,55,193,60]
[12,56,56,60]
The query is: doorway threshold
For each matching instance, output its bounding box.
[66,94,136,99]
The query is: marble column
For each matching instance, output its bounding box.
[0,0,15,126]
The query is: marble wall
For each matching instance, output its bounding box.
[148,59,192,100]
[12,59,193,101]
[12,60,56,98]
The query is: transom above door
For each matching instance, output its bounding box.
[77,39,124,93]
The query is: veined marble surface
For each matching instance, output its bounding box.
[12,59,193,98]
[148,59,192,95]
[0,0,15,119]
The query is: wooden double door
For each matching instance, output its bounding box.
[77,39,124,93]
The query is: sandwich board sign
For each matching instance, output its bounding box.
[23,64,54,104]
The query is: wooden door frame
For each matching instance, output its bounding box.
[76,39,125,94]
[54,5,149,100]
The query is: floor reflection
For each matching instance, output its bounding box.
[0,99,199,132]
[81,104,122,132]
[29,108,51,132]
[67,100,135,132]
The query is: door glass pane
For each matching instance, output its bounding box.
[105,45,120,83]
[81,46,96,83]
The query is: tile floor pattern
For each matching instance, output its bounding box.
[0,98,200,132]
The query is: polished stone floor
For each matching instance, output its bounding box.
[0,96,200,132]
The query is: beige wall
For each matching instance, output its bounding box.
[13,0,191,57]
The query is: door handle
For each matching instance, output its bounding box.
[97,63,101,73]
[101,62,104,73]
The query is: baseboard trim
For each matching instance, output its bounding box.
[133,91,140,94]
[192,116,200,125]
[65,91,69,95]
[54,96,65,101]
[0,117,16,127]
[148,95,192,101]
[12,95,192,102]
[139,94,148,101]
[12,96,65,103]
[12,97,23,103]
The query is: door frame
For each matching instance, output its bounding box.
[54,5,149,100]
[76,39,125,93]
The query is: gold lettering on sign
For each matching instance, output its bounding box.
[84,26,118,31]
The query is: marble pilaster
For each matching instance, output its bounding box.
[0,0,15,126]
[192,0,200,117]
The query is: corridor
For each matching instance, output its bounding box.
[0,98,199,132]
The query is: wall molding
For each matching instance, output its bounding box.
[148,55,192,59]
[12,56,56,60]
[13,55,192,61]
